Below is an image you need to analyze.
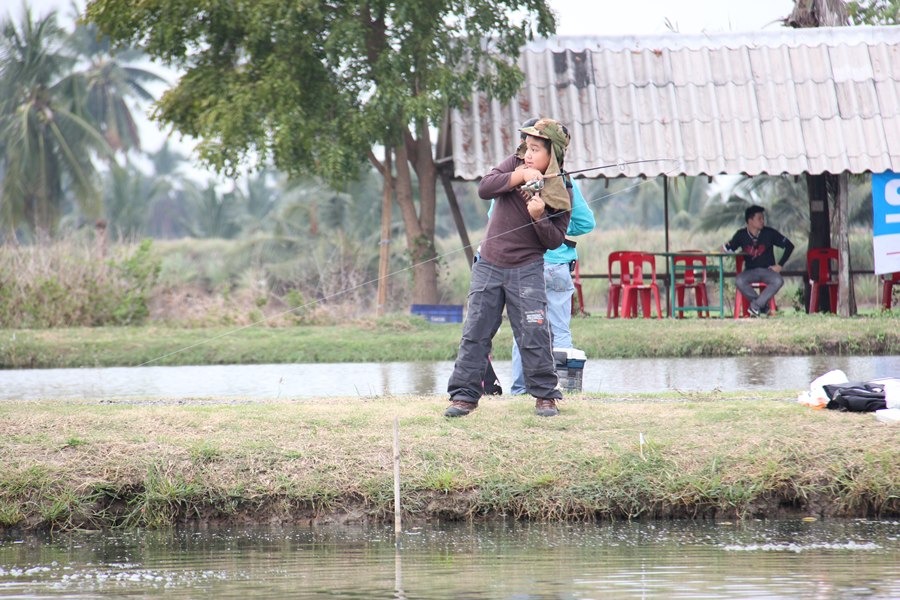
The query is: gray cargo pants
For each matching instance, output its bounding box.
[447,259,561,404]
[736,267,784,312]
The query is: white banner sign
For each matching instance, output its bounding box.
[872,172,900,275]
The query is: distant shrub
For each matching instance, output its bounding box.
[0,238,160,328]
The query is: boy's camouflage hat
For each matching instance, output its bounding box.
[518,118,570,166]
[518,118,571,210]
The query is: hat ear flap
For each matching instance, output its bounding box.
[540,151,571,211]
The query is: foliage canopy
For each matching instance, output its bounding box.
[84,0,557,183]
[85,0,558,303]
[847,0,900,24]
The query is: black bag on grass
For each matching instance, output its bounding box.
[822,382,887,412]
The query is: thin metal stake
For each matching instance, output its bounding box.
[393,416,402,536]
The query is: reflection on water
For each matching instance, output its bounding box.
[0,520,898,599]
[1,355,897,400]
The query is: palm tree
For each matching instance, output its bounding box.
[0,6,109,238]
[787,0,850,26]
[103,159,169,239]
[579,177,659,229]
[142,142,196,238]
[67,18,166,155]
[179,180,243,239]
[697,175,809,236]
[236,168,280,234]
[667,176,715,230]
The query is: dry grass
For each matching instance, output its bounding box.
[1,393,896,531]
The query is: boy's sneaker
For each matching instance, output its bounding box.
[444,400,477,417]
[747,305,760,317]
[535,398,559,417]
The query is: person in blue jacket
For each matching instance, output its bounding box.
[489,118,597,395]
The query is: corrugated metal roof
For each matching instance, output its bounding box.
[448,26,900,180]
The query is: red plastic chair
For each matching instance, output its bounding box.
[606,251,632,318]
[807,247,839,313]
[571,261,586,316]
[733,255,777,318]
[621,252,662,319]
[882,272,900,310]
[673,252,709,318]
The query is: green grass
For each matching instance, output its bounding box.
[1,311,897,368]
[0,393,895,531]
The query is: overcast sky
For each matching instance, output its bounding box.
[553,0,795,35]
[14,0,798,36]
[7,0,798,168]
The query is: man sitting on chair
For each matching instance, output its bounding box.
[723,205,794,317]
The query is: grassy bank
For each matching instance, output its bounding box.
[3,312,896,533]
[0,393,896,532]
[2,312,898,368]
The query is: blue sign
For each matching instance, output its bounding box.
[871,172,900,275]
[873,172,900,236]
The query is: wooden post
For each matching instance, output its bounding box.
[441,172,475,266]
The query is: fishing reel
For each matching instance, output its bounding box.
[522,178,544,193]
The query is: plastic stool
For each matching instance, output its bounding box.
[882,272,900,310]
[807,248,839,313]
[732,255,777,318]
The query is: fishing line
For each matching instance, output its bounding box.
[135,158,680,367]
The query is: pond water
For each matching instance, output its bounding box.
[1,519,897,599]
[1,355,898,400]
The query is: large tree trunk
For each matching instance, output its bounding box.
[394,142,439,305]
[791,3,853,314]
[376,148,394,317]
[835,172,856,316]
[412,119,437,243]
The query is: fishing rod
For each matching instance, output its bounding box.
[562,158,678,177]
[522,158,678,192]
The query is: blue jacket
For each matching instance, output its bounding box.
[488,183,596,264]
